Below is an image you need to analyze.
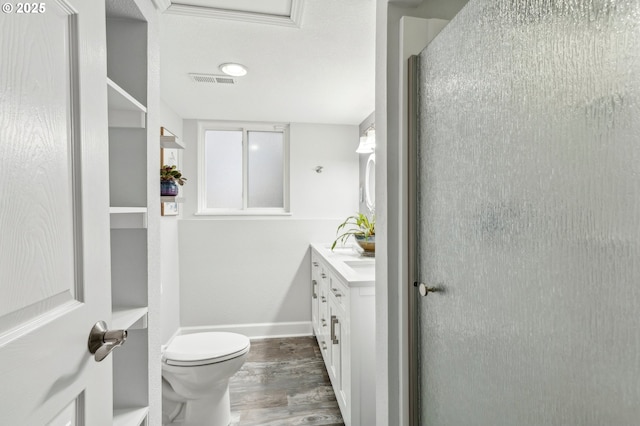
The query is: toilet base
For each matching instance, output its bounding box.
[163,383,231,426]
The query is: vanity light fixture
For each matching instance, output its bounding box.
[219,63,248,77]
[356,127,375,154]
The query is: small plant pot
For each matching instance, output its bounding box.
[355,234,375,257]
[161,180,179,196]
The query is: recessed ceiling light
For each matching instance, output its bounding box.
[219,63,248,77]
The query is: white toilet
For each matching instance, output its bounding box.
[162,332,250,426]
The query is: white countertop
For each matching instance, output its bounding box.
[310,243,375,287]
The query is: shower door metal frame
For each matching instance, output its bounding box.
[407,54,420,426]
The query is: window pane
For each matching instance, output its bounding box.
[205,130,243,209]
[247,131,284,208]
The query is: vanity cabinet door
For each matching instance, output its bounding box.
[311,255,321,334]
[329,294,348,414]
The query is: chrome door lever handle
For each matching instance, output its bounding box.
[88,321,127,362]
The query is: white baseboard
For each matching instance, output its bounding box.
[178,321,313,340]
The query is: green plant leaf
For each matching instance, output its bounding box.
[331,212,375,250]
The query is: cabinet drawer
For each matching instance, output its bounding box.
[312,254,330,284]
[329,275,349,309]
[311,253,322,277]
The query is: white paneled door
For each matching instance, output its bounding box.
[0,1,112,424]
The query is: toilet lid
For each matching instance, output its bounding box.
[163,332,250,366]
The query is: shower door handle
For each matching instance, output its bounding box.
[88,321,127,362]
[414,282,439,297]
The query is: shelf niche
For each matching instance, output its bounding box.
[110,207,148,229]
[107,78,146,129]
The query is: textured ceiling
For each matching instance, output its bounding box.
[159,0,375,124]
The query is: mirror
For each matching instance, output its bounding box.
[365,153,375,211]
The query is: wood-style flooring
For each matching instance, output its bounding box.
[229,336,345,426]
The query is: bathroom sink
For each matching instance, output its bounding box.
[344,259,375,272]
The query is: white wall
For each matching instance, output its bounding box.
[160,98,184,145]
[178,219,343,333]
[159,99,183,344]
[376,1,468,425]
[178,120,359,334]
[289,124,360,218]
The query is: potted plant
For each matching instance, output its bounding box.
[161,165,187,196]
[331,212,375,256]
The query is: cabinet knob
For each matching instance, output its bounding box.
[331,288,342,297]
[313,261,319,267]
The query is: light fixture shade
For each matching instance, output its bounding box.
[219,63,248,77]
[356,129,375,154]
[366,129,375,148]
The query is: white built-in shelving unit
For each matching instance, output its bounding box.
[106,0,160,424]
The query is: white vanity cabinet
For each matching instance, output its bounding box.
[310,245,375,426]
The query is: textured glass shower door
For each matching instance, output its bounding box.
[414,1,640,424]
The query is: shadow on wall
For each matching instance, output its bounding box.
[273,250,312,323]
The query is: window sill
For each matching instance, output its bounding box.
[195,210,292,217]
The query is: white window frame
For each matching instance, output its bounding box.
[197,121,291,216]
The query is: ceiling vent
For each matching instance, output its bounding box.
[189,73,236,84]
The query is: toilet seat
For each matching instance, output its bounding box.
[163,332,250,366]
